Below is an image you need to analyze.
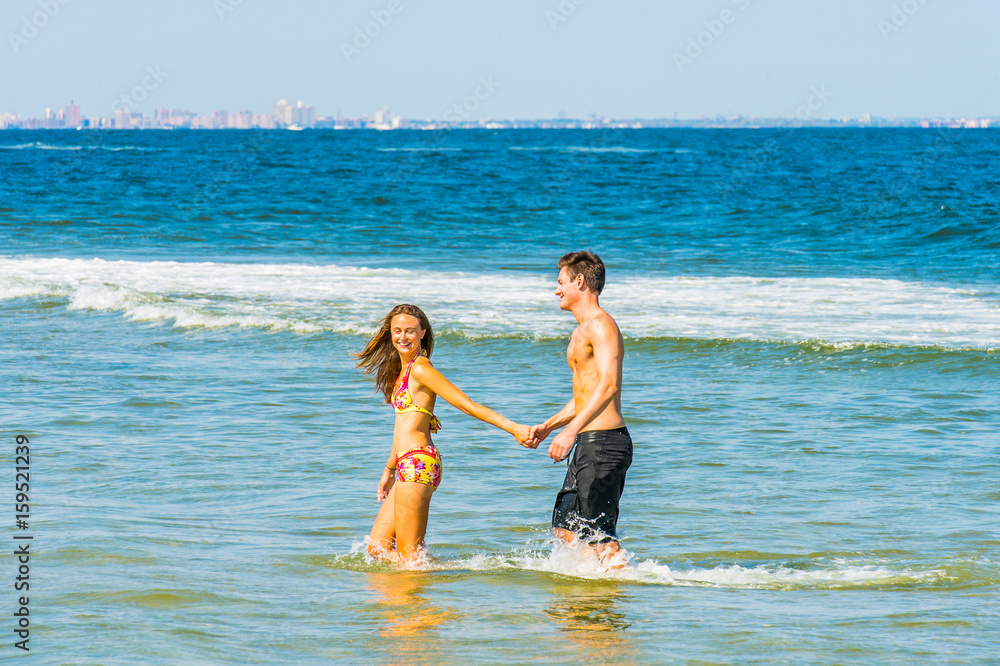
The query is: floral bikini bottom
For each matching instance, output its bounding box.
[395,444,443,489]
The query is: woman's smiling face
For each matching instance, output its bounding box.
[391,313,423,357]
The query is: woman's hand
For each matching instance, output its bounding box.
[512,423,537,449]
[377,467,396,503]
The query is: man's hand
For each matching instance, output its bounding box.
[511,423,535,448]
[548,429,575,462]
[377,468,395,503]
[527,424,551,449]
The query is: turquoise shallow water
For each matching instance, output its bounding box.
[5,300,998,663]
[2,129,999,663]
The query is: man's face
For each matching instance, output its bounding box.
[555,266,583,311]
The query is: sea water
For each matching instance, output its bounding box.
[2,128,998,663]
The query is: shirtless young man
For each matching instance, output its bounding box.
[527,251,632,568]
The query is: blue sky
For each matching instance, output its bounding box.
[2,0,997,120]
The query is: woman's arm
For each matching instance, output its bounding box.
[410,359,529,443]
[377,449,396,503]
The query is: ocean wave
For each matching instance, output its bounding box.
[0,142,155,152]
[508,146,656,154]
[0,142,79,151]
[565,146,655,153]
[377,147,465,152]
[334,540,954,590]
[2,256,997,348]
[65,282,321,332]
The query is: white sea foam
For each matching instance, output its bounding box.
[0,142,153,152]
[346,539,943,589]
[618,559,941,589]
[0,142,53,150]
[2,256,997,348]
[508,146,655,154]
[564,146,654,153]
[0,142,82,151]
[377,147,465,152]
[611,276,1000,349]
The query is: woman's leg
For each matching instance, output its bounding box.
[368,485,400,562]
[392,481,435,567]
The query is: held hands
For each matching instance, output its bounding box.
[512,423,536,449]
[522,423,551,450]
[377,467,395,503]
[523,422,572,461]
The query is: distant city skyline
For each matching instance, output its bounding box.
[2,94,995,132]
[2,1,998,121]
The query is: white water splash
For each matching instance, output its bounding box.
[342,539,945,589]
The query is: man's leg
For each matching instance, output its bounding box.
[554,526,625,568]
[573,429,632,568]
[595,539,627,569]
[551,449,582,540]
[553,527,576,544]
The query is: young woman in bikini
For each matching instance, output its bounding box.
[356,303,531,568]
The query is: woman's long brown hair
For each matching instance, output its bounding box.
[355,304,434,403]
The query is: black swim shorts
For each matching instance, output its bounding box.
[551,427,632,544]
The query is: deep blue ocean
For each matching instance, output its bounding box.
[2,128,998,663]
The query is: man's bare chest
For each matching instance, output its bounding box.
[566,330,594,370]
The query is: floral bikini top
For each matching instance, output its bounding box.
[391,351,442,433]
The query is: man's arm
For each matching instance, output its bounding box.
[528,398,575,447]
[547,317,621,461]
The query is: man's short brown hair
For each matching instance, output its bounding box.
[558,250,605,295]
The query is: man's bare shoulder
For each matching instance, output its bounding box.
[582,309,622,345]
